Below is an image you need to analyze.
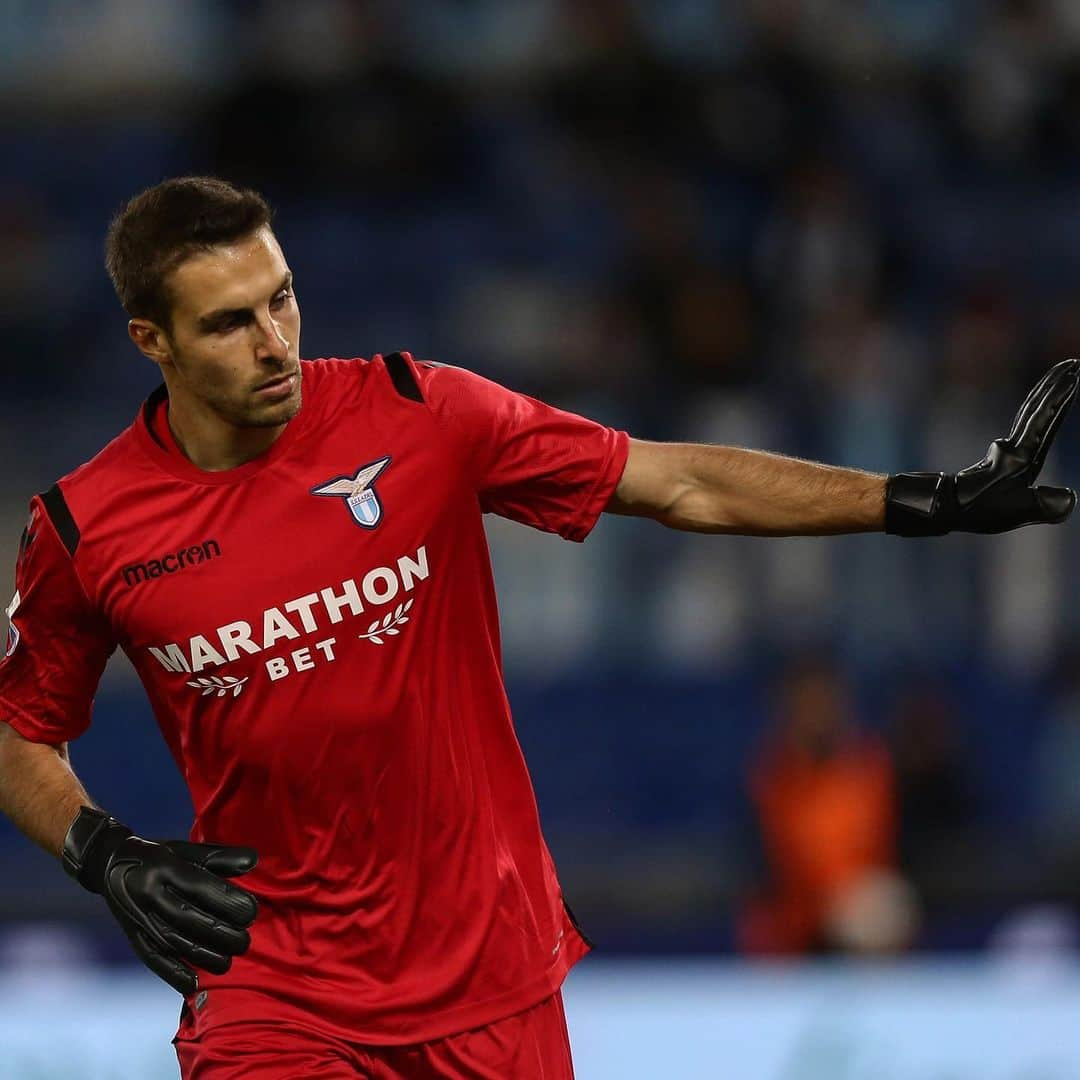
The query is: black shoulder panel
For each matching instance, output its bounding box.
[39,483,80,558]
[385,352,425,403]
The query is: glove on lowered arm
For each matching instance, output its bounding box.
[886,358,1080,536]
[62,806,258,994]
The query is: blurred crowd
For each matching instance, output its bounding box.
[6,0,1080,673]
[5,0,1080,953]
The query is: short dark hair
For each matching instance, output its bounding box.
[105,176,273,329]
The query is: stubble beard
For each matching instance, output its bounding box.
[237,383,303,429]
[167,331,303,431]
[188,375,303,431]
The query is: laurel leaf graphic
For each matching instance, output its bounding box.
[358,598,417,645]
[188,674,248,698]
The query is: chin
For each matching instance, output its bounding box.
[244,389,302,428]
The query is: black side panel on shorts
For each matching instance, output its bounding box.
[385,352,425,403]
[39,483,80,557]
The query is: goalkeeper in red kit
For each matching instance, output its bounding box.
[0,177,1075,1079]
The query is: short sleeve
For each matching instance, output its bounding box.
[0,496,115,745]
[418,360,630,542]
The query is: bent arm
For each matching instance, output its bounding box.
[607,439,885,536]
[0,721,92,857]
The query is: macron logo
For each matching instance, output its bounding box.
[122,540,222,589]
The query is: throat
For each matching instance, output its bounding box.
[158,398,289,472]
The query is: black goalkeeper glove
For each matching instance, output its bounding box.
[62,806,259,995]
[886,358,1080,536]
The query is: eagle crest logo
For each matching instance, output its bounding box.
[311,457,391,528]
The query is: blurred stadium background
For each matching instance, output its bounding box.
[5,0,1080,1076]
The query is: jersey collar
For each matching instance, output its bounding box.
[133,372,313,486]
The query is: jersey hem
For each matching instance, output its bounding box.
[0,696,72,747]
[562,429,630,542]
[172,933,590,1049]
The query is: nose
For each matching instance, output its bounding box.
[254,311,290,363]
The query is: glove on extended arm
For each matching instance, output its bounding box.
[886,358,1080,536]
[62,806,258,994]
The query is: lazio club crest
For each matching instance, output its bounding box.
[311,456,391,529]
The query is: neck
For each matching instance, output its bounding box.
[165,390,288,472]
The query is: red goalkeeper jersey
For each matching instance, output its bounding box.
[0,353,628,1045]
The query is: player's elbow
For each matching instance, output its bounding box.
[661,488,744,532]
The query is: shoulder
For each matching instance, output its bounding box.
[378,353,517,419]
[305,351,499,415]
[42,422,152,557]
[300,352,442,408]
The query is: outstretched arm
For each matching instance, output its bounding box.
[607,359,1080,537]
[607,442,884,535]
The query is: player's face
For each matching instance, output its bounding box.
[160,226,302,429]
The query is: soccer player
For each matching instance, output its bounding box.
[0,177,1075,1080]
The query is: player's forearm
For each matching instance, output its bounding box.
[652,443,886,536]
[0,722,93,857]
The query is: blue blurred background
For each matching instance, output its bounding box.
[5,0,1080,1075]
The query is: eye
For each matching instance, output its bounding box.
[271,289,293,309]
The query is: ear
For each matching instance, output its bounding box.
[128,318,172,367]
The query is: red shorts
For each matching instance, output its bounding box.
[174,991,575,1079]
